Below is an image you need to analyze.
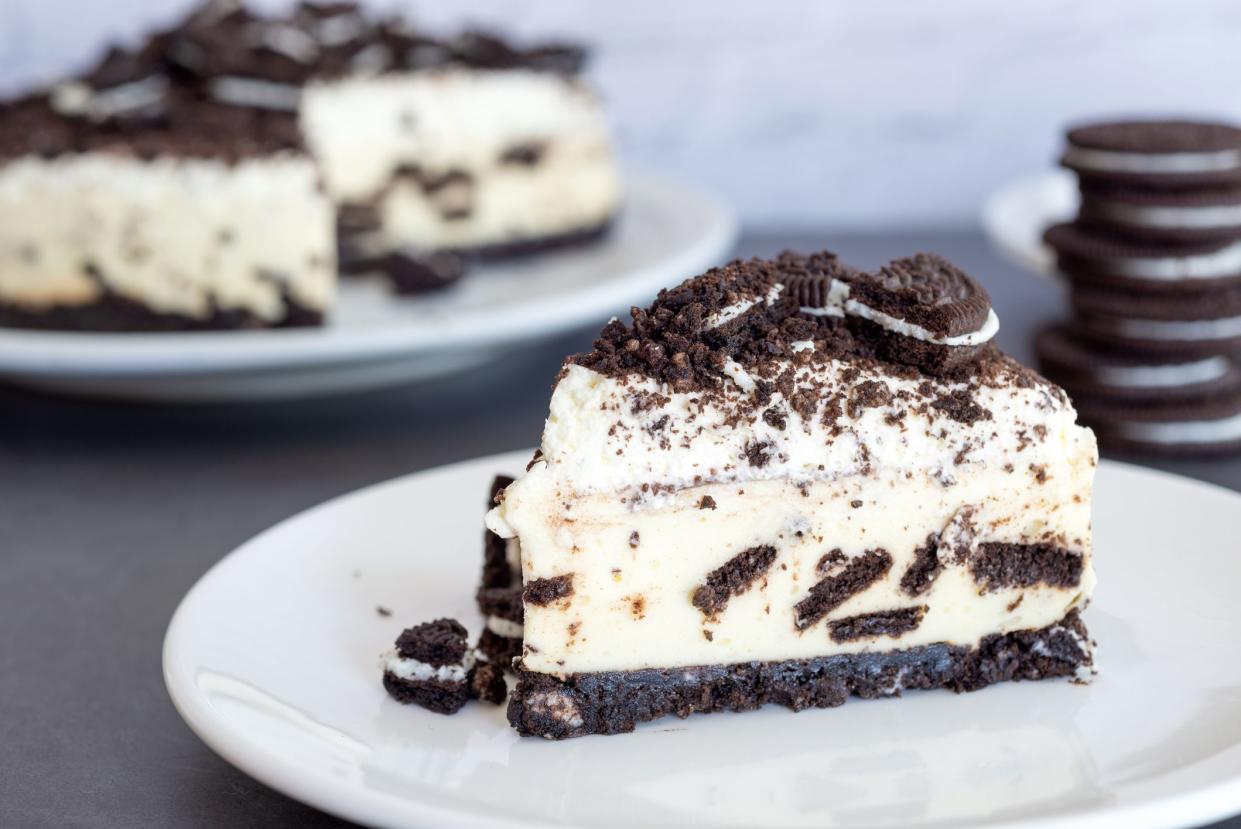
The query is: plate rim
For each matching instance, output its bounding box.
[0,172,738,378]
[980,169,1077,279]
[163,451,1241,829]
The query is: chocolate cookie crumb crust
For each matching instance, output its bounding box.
[0,291,321,332]
[508,612,1092,739]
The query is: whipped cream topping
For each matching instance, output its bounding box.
[794,278,998,346]
[486,356,1079,511]
[1064,146,1241,174]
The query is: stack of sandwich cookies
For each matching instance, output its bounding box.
[1041,118,1241,454]
[1035,326,1241,455]
[486,250,1097,740]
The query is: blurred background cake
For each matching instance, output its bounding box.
[0,0,620,330]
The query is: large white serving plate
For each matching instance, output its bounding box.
[0,174,736,402]
[981,170,1078,278]
[164,449,1241,829]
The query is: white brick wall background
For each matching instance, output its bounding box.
[4,0,1241,230]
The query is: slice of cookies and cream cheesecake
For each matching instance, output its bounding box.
[486,251,1098,739]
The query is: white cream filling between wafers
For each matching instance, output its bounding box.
[1064,146,1241,174]
[1117,412,1241,444]
[1092,200,1241,230]
[1093,356,1232,388]
[1089,313,1241,341]
[1107,240,1241,280]
[486,616,525,638]
[383,649,475,682]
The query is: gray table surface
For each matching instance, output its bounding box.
[2,233,1238,829]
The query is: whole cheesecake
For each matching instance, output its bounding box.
[0,0,619,330]
[485,250,1098,739]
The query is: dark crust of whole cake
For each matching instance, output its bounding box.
[569,250,1056,406]
[0,290,322,332]
[508,611,1092,739]
[0,1,589,163]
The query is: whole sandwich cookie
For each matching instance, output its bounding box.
[1061,119,1241,189]
[1078,182,1241,244]
[784,252,999,374]
[1045,222,1241,289]
[1035,325,1241,403]
[1070,281,1241,357]
[1073,387,1241,456]
[382,618,506,714]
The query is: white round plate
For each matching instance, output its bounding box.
[981,170,1078,277]
[164,450,1241,829]
[0,174,736,403]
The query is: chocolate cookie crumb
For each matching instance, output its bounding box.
[794,549,892,630]
[691,545,779,617]
[524,574,574,606]
[828,606,926,642]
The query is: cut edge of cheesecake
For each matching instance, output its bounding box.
[484,249,1099,739]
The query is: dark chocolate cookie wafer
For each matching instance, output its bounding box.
[1078,182,1241,244]
[480,475,519,593]
[1072,385,1241,456]
[1045,222,1241,289]
[1035,324,1241,403]
[1069,281,1241,357]
[1061,119,1241,189]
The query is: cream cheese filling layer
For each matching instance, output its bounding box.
[1064,146,1241,174]
[495,467,1095,675]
